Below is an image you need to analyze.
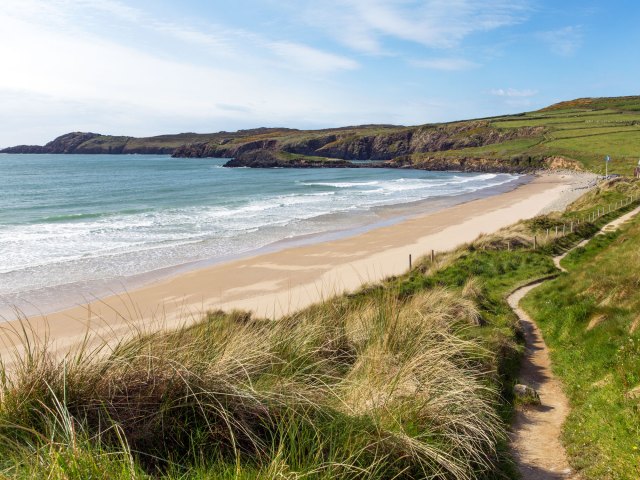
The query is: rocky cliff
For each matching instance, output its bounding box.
[172,122,544,164]
[1,123,546,173]
[389,154,546,173]
[223,149,359,168]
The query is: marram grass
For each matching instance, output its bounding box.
[0,290,504,479]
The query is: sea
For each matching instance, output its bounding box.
[0,154,524,317]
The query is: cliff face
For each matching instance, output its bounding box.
[172,122,544,162]
[172,139,281,159]
[0,123,545,173]
[389,154,546,173]
[309,123,543,160]
[223,149,358,168]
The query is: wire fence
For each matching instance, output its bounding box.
[536,193,638,246]
[409,193,640,270]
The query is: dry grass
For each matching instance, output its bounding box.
[0,289,504,479]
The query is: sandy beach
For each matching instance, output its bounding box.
[0,172,595,359]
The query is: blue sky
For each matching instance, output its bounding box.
[1,0,638,146]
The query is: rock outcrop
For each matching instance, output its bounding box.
[389,154,546,173]
[171,122,544,162]
[223,150,358,168]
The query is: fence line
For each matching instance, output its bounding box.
[533,193,637,248]
[409,193,639,268]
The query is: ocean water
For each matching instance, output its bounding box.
[0,154,522,316]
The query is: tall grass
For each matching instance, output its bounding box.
[0,290,504,479]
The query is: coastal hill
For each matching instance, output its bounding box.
[3,95,640,174]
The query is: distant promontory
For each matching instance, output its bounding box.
[4,95,640,174]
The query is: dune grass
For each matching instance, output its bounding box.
[0,291,506,479]
[0,177,638,479]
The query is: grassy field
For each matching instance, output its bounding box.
[480,98,640,174]
[1,178,638,478]
[521,185,640,479]
[354,97,640,174]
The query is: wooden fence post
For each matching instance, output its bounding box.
[409,254,412,271]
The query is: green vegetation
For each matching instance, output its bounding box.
[0,178,638,479]
[521,189,640,479]
[1,291,511,479]
[6,95,640,175]
[179,95,640,174]
[480,98,640,174]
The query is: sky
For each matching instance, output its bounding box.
[1,0,639,147]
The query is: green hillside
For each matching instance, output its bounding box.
[4,96,640,175]
[404,96,640,175]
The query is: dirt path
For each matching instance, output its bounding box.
[508,282,578,479]
[508,204,640,479]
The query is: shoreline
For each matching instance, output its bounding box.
[0,171,595,359]
[0,171,528,319]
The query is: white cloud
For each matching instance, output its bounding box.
[301,0,529,54]
[73,0,142,22]
[411,58,479,71]
[537,26,582,56]
[490,88,538,97]
[269,42,359,72]
[0,0,372,145]
[489,88,539,109]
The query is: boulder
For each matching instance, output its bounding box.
[514,383,541,405]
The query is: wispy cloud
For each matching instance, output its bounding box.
[269,42,359,72]
[489,87,538,108]
[301,0,530,54]
[410,58,479,71]
[490,88,538,97]
[0,1,367,145]
[4,0,356,73]
[537,26,583,56]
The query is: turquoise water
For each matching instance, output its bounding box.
[0,154,521,315]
